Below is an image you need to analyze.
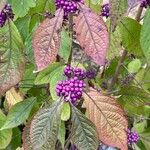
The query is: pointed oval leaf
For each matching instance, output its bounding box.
[61,102,70,121]
[1,97,36,130]
[74,5,109,66]
[0,21,25,95]
[140,8,150,65]
[119,86,150,105]
[30,100,62,149]
[23,120,58,150]
[83,88,128,150]
[34,62,62,85]
[49,65,66,100]
[0,110,12,149]
[33,9,64,72]
[119,17,143,56]
[9,0,36,17]
[71,106,99,150]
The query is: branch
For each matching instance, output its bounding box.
[107,6,143,92]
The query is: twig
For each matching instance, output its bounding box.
[107,6,143,92]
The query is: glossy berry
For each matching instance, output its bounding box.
[56,77,86,104]
[74,68,86,79]
[140,0,150,8]
[55,0,84,17]
[64,65,74,78]
[0,4,14,27]
[101,3,110,18]
[127,129,139,145]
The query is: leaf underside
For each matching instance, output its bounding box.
[74,4,109,66]
[0,21,25,95]
[71,106,99,150]
[83,88,128,150]
[30,100,62,149]
[33,8,64,72]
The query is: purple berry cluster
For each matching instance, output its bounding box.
[55,0,84,17]
[140,0,150,8]
[56,77,86,104]
[101,3,110,18]
[127,129,139,145]
[56,65,97,104]
[64,65,86,79]
[0,4,14,27]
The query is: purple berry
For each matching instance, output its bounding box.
[0,3,14,27]
[101,3,110,18]
[140,0,150,8]
[86,69,96,79]
[56,77,86,104]
[127,129,139,145]
[55,0,84,18]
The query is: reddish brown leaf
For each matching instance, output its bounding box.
[33,9,64,72]
[74,5,109,66]
[22,122,33,150]
[0,21,25,96]
[83,88,128,150]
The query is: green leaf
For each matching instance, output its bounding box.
[0,20,25,95]
[34,63,62,85]
[30,0,56,14]
[85,0,101,13]
[128,59,141,73]
[140,8,150,64]
[8,0,36,17]
[49,66,66,100]
[140,128,150,150]
[59,29,71,62]
[133,121,147,134]
[1,97,36,130]
[58,121,66,148]
[61,102,70,121]
[119,86,150,105]
[135,68,150,90]
[0,110,12,149]
[20,63,36,93]
[71,106,99,150]
[5,127,21,150]
[15,16,30,41]
[119,17,143,56]
[107,25,121,60]
[30,100,62,149]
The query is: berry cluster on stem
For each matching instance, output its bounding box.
[55,0,84,17]
[0,4,14,27]
[127,129,139,145]
[101,3,110,18]
[56,65,96,105]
